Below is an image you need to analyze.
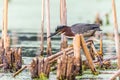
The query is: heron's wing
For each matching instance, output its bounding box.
[71,23,91,34]
[71,23,100,34]
[71,25,81,34]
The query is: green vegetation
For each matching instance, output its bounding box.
[33,73,48,80]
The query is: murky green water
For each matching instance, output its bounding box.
[0,0,120,80]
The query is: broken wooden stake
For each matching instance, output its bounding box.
[80,35,98,74]
[13,65,27,77]
[73,34,82,75]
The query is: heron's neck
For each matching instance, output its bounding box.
[64,26,75,37]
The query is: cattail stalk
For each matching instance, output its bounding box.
[3,0,8,49]
[40,0,45,55]
[60,0,68,50]
[46,0,52,56]
[112,0,120,69]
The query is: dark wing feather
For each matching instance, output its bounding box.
[71,23,100,34]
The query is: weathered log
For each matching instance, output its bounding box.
[47,47,73,62]
[73,34,82,75]
[13,65,27,77]
[80,35,97,74]
[49,49,73,63]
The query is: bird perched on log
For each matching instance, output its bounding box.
[48,23,102,38]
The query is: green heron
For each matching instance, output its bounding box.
[48,23,102,38]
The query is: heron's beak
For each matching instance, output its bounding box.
[47,31,63,38]
[47,32,58,38]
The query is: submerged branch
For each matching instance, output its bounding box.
[13,65,27,77]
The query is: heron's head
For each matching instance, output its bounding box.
[48,25,67,38]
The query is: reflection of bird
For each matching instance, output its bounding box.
[48,23,102,38]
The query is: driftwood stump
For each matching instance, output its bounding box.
[57,52,75,80]
[30,57,39,78]
[38,58,50,78]
[2,48,22,72]
[13,48,22,71]
[30,57,50,78]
